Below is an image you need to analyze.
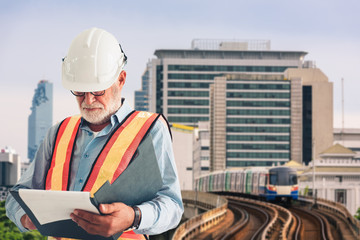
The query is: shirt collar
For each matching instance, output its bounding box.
[79,98,133,135]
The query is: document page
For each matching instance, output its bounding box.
[19,189,99,225]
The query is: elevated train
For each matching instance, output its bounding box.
[195,166,298,202]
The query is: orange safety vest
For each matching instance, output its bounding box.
[46,111,158,240]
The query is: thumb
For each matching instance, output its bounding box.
[100,202,123,214]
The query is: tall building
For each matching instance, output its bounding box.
[145,39,305,126]
[134,62,151,111]
[209,68,333,169]
[0,147,20,200]
[142,39,333,169]
[28,80,53,162]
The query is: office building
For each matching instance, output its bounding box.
[134,62,151,111]
[28,80,53,162]
[143,39,333,169]
[0,147,20,200]
[209,68,333,169]
[145,39,305,126]
[193,121,210,180]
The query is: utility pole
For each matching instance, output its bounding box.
[341,78,345,144]
[312,139,317,206]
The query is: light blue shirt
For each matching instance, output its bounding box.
[6,99,184,235]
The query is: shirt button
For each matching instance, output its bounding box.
[88,132,93,136]
[79,178,83,183]
[84,153,89,158]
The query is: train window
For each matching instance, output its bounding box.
[290,174,297,185]
[269,173,277,185]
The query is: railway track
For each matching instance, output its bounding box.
[289,207,331,240]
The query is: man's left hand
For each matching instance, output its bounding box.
[70,202,135,237]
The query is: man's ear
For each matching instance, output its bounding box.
[118,70,126,87]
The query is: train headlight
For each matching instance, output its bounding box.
[268,186,276,191]
[291,186,298,192]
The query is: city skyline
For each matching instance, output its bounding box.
[0,0,359,161]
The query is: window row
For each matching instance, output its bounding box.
[227,126,290,133]
[227,152,290,159]
[168,82,211,88]
[168,73,220,80]
[227,100,290,108]
[227,109,290,116]
[227,118,290,124]
[168,108,209,114]
[227,83,290,90]
[227,92,290,99]
[168,99,209,106]
[227,160,286,167]
[226,135,290,141]
[227,143,290,150]
[168,65,292,73]
[168,91,209,97]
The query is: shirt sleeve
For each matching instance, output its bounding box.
[5,123,59,232]
[135,118,184,235]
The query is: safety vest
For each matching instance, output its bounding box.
[46,111,159,240]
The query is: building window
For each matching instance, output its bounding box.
[335,189,347,205]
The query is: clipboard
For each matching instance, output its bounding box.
[10,134,163,240]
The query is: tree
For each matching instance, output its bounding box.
[355,207,360,220]
[0,201,46,240]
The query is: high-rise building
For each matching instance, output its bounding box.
[143,40,333,169]
[209,68,333,169]
[0,146,20,200]
[145,40,305,126]
[28,80,53,162]
[134,61,151,111]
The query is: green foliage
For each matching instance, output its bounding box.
[0,201,46,240]
[304,185,309,196]
[355,207,360,220]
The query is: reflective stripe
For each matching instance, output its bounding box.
[46,115,81,191]
[84,111,159,196]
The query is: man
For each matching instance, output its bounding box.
[6,27,184,239]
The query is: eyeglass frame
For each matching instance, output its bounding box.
[70,90,106,97]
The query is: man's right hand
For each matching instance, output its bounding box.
[21,214,36,230]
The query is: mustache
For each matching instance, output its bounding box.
[81,102,104,109]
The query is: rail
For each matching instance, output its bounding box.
[300,196,360,238]
[172,191,228,240]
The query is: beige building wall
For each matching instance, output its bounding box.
[286,68,333,160]
[290,77,303,164]
[210,78,227,171]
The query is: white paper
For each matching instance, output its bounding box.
[19,189,100,225]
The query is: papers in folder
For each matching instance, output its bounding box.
[10,134,162,240]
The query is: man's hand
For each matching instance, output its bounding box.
[20,214,37,230]
[70,202,135,237]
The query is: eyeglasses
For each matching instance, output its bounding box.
[71,90,105,97]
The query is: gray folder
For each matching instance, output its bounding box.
[11,134,162,240]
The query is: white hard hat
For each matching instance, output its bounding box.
[62,27,127,92]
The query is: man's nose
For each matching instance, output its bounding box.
[84,93,96,105]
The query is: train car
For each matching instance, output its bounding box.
[194,166,298,202]
[266,166,298,201]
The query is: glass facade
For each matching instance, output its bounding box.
[224,78,291,166]
[28,80,53,162]
[303,86,312,165]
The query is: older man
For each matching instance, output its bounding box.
[6,28,183,240]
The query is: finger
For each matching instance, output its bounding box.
[72,209,103,225]
[71,213,104,236]
[100,202,124,214]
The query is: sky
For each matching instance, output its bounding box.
[0,0,359,161]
